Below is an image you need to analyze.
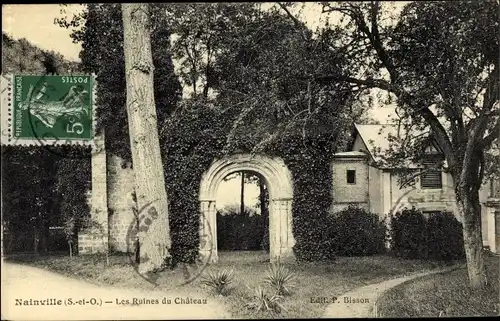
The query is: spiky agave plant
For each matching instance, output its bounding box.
[200,269,234,296]
[245,286,285,316]
[264,263,296,296]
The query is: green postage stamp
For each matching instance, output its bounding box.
[1,74,96,146]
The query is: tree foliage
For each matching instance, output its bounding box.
[2,33,79,74]
[160,4,367,262]
[54,147,92,255]
[302,0,499,288]
[56,4,182,162]
[1,147,61,253]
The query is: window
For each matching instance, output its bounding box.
[423,210,453,219]
[420,159,442,189]
[422,210,441,219]
[490,179,500,198]
[346,170,356,184]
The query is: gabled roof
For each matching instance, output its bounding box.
[351,123,440,168]
[353,124,398,163]
[332,150,370,158]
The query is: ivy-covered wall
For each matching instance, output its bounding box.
[155,103,343,263]
[161,104,226,264]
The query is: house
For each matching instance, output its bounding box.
[331,124,500,253]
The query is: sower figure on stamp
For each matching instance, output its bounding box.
[22,82,89,130]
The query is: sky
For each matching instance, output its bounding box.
[3,4,84,61]
[2,3,396,209]
[2,3,397,122]
[2,3,328,62]
[216,174,261,212]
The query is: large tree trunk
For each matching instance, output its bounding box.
[457,183,488,289]
[240,172,246,215]
[259,178,266,218]
[39,227,48,254]
[33,226,39,255]
[259,176,270,252]
[122,3,171,274]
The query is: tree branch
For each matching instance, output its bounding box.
[302,74,394,93]
[408,101,457,170]
[481,117,500,149]
[202,36,212,99]
[361,1,397,82]
[277,2,309,41]
[481,62,499,112]
[321,3,360,18]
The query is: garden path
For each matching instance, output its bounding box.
[1,262,230,320]
[322,264,464,318]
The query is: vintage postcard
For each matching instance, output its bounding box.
[2,2,499,320]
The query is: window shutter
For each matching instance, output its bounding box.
[421,159,442,189]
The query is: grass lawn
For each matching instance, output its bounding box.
[6,250,453,318]
[376,251,499,317]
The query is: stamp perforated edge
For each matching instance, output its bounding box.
[1,73,97,148]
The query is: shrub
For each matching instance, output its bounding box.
[426,212,465,261]
[389,207,428,259]
[389,208,465,261]
[264,263,295,296]
[216,205,266,251]
[200,269,234,296]
[245,286,285,316]
[330,205,386,256]
[261,228,270,253]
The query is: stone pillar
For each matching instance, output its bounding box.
[485,200,500,254]
[78,131,109,254]
[199,200,217,263]
[381,171,392,249]
[495,210,500,254]
[269,198,294,263]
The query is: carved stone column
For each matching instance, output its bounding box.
[269,198,294,263]
[199,200,218,263]
[495,209,500,254]
[485,200,500,254]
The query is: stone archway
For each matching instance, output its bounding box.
[199,154,295,263]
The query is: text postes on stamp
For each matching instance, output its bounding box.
[2,74,95,146]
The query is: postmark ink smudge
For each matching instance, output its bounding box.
[125,197,213,287]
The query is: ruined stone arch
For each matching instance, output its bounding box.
[199,154,295,263]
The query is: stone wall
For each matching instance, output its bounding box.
[368,165,382,216]
[389,171,457,218]
[78,132,108,254]
[331,154,369,212]
[107,155,136,253]
[78,131,136,254]
[82,133,500,258]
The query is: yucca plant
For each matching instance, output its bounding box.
[200,269,234,296]
[264,263,296,296]
[245,286,285,316]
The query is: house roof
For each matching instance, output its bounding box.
[353,124,398,162]
[352,123,437,168]
[333,150,370,158]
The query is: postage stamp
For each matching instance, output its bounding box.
[1,74,96,146]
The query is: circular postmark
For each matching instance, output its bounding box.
[125,197,213,287]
